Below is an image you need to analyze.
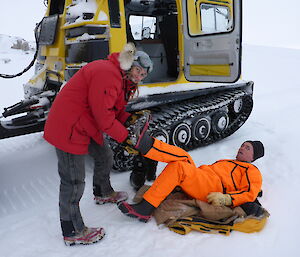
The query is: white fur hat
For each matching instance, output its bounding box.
[118,42,136,71]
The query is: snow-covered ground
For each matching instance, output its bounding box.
[1,35,300,257]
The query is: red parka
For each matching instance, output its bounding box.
[44,53,134,154]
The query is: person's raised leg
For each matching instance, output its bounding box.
[144,138,195,166]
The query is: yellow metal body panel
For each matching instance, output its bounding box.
[187,0,201,35]
[40,17,65,58]
[109,0,127,52]
[40,14,66,83]
[39,0,239,88]
[174,0,188,85]
[61,0,109,29]
[190,64,231,76]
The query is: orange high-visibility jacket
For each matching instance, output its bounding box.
[143,139,262,207]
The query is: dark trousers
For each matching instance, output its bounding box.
[56,139,114,236]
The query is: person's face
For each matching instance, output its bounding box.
[236,142,254,162]
[128,66,148,84]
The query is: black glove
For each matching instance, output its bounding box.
[124,131,154,155]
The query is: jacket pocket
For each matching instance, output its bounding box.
[69,117,90,145]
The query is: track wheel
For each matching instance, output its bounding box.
[212,112,229,133]
[233,98,243,113]
[192,117,211,140]
[151,129,169,143]
[112,145,133,172]
[172,123,191,147]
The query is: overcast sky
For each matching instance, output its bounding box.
[243,0,300,49]
[0,0,299,49]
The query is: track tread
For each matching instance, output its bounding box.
[112,88,253,171]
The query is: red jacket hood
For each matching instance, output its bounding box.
[109,52,137,98]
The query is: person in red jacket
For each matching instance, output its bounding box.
[118,136,265,223]
[43,43,153,246]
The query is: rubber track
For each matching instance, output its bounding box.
[149,88,253,151]
[112,88,253,171]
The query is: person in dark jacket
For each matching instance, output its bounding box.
[44,43,153,246]
[118,137,265,223]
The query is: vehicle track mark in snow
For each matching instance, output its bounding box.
[0,133,43,156]
[0,175,59,218]
[37,177,56,198]
[0,190,18,216]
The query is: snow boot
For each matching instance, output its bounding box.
[130,155,157,191]
[94,191,128,205]
[130,169,146,191]
[130,155,147,191]
[145,159,157,181]
[63,227,105,246]
[117,199,155,223]
[240,202,264,217]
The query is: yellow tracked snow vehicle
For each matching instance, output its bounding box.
[0,0,253,171]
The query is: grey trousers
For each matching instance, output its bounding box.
[56,139,114,236]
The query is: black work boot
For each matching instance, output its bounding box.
[240,202,264,217]
[130,170,146,191]
[130,155,146,191]
[130,156,157,191]
[145,159,157,181]
[118,199,155,223]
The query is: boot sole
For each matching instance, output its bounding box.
[64,231,105,246]
[95,197,128,205]
[118,202,151,223]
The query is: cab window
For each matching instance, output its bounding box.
[200,4,232,33]
[129,15,157,40]
[187,0,233,36]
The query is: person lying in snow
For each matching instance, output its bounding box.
[118,129,265,223]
